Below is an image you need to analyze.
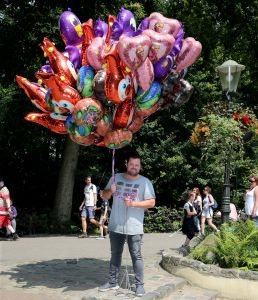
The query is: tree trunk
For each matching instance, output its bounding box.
[53,137,80,223]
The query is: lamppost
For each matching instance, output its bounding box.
[215,60,245,223]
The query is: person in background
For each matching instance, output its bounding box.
[244,175,258,227]
[0,178,19,240]
[6,200,18,238]
[201,186,219,235]
[98,154,156,297]
[192,187,202,232]
[78,176,99,238]
[96,190,109,240]
[182,191,198,247]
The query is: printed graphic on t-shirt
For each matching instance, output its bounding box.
[115,181,139,201]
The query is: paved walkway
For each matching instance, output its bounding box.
[0,233,182,299]
[0,233,218,300]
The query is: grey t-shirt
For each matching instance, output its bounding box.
[105,173,155,235]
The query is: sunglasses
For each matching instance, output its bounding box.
[249,179,256,183]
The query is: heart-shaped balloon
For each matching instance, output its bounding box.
[118,34,151,70]
[134,58,154,91]
[148,13,181,37]
[142,29,175,63]
[175,37,202,72]
[86,37,106,71]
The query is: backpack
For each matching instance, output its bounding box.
[208,196,218,211]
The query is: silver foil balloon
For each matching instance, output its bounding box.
[159,72,193,109]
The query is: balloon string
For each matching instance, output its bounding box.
[112,149,116,184]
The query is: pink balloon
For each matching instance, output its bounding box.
[86,37,106,70]
[118,34,151,70]
[142,29,175,62]
[175,37,202,72]
[134,58,154,91]
[148,13,181,37]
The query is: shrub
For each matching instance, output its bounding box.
[190,220,258,271]
[144,206,182,233]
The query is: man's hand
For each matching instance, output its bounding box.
[110,183,116,194]
[124,195,134,207]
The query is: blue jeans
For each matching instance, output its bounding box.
[108,231,143,286]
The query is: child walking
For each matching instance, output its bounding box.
[182,191,198,247]
[96,190,109,240]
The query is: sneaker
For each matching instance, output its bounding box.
[135,285,145,297]
[12,233,19,241]
[99,282,119,292]
[96,236,105,240]
[78,233,88,238]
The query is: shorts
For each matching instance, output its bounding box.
[0,215,11,228]
[81,206,95,219]
[202,209,213,219]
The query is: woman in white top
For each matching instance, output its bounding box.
[192,187,202,232]
[244,176,258,228]
[201,186,219,235]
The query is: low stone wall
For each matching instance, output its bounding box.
[161,250,258,300]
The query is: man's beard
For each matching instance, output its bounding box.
[127,169,139,176]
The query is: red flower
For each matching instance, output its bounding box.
[234,112,239,120]
[241,115,252,125]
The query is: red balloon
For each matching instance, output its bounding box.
[81,19,94,66]
[103,129,133,149]
[36,72,81,103]
[113,100,135,129]
[104,44,134,104]
[105,15,116,46]
[25,113,67,134]
[40,37,77,86]
[16,75,51,112]
[127,114,144,133]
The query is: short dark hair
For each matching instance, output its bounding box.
[126,153,141,163]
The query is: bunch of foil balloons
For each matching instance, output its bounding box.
[16,7,202,149]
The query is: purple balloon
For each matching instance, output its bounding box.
[94,19,108,39]
[170,24,184,57]
[136,17,149,34]
[65,45,81,70]
[39,64,53,74]
[112,7,137,40]
[153,56,173,80]
[59,9,84,46]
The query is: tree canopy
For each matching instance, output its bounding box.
[0,0,257,220]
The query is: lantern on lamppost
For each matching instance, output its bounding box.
[215,60,245,223]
